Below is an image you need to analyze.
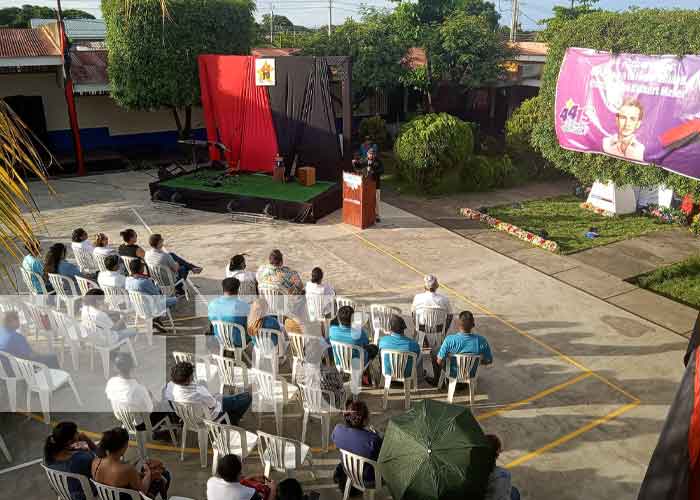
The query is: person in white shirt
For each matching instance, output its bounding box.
[305,267,335,318]
[225,254,258,300]
[81,289,137,343]
[93,232,117,257]
[411,274,452,317]
[207,454,266,500]
[97,255,126,289]
[170,361,251,425]
[145,233,202,287]
[71,227,94,254]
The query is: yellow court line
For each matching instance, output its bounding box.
[476,372,593,422]
[350,232,640,404]
[504,400,641,469]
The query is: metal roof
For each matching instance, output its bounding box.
[31,18,106,40]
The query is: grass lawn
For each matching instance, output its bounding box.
[636,255,700,309]
[486,196,673,254]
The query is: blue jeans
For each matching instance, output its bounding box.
[170,252,195,283]
[219,392,252,425]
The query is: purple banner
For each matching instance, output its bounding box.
[555,47,700,180]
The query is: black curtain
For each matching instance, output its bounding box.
[267,57,341,182]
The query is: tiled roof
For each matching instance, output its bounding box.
[251,47,301,57]
[70,49,108,85]
[509,41,548,57]
[0,27,61,58]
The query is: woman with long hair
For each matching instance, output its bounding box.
[118,228,145,259]
[93,233,116,257]
[44,242,81,280]
[91,427,171,498]
[44,422,97,500]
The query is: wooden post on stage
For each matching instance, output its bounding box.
[342,172,376,229]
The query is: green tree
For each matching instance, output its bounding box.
[102,0,255,138]
[389,0,499,29]
[0,4,94,27]
[532,8,700,194]
[291,8,408,109]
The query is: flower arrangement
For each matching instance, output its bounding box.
[459,207,559,253]
[579,202,615,218]
[690,213,700,235]
[680,194,696,217]
[641,204,687,225]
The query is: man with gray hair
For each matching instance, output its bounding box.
[0,310,59,373]
[411,274,452,319]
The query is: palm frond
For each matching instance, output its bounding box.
[0,100,55,291]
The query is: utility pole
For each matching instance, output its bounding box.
[269,2,274,46]
[328,0,332,38]
[510,0,519,43]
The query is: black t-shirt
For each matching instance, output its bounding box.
[118,244,140,258]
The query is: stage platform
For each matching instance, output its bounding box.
[149,168,341,223]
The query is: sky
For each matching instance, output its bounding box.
[1,0,697,30]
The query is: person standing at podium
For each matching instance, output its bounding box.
[353,148,384,223]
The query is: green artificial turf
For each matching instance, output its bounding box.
[161,171,336,203]
[486,195,672,254]
[636,254,700,309]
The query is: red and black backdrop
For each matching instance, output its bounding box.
[198,55,351,182]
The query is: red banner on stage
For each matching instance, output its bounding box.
[198,55,278,173]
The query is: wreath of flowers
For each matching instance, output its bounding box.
[459,208,559,253]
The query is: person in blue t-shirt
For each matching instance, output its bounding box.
[437,311,493,378]
[22,242,51,293]
[208,277,250,347]
[378,315,421,379]
[44,421,98,500]
[0,310,59,374]
[328,306,378,365]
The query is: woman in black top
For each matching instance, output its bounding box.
[118,229,145,259]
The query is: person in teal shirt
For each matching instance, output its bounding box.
[329,306,377,365]
[22,243,49,293]
[208,278,250,347]
[378,315,421,378]
[437,311,493,378]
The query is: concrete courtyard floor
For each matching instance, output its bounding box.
[0,170,690,500]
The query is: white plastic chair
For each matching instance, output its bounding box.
[370,304,401,345]
[0,352,19,413]
[259,284,287,319]
[211,353,248,392]
[204,419,258,474]
[128,289,174,344]
[22,304,66,367]
[298,383,337,452]
[112,402,178,461]
[76,276,100,296]
[48,310,83,371]
[257,430,314,479]
[20,268,54,297]
[335,296,361,315]
[120,256,141,275]
[73,246,97,274]
[287,332,313,382]
[439,353,481,405]
[43,464,97,500]
[92,253,111,273]
[172,401,230,468]
[340,449,383,500]
[101,285,130,313]
[251,369,297,435]
[414,306,449,352]
[82,315,137,379]
[253,328,287,376]
[380,349,417,410]
[47,273,81,317]
[330,340,374,399]
[238,279,258,303]
[11,356,83,424]
[172,351,218,392]
[211,320,249,364]
[150,264,189,301]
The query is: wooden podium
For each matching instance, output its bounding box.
[342,172,376,229]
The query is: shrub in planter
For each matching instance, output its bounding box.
[394,113,473,193]
[358,116,389,148]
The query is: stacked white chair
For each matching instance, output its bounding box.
[11,356,83,424]
[75,276,100,296]
[0,352,19,413]
[257,431,314,479]
[440,353,481,405]
[173,401,230,468]
[380,349,417,410]
[211,320,249,363]
[43,464,96,500]
[204,419,258,474]
[73,247,97,275]
[370,304,401,344]
[47,273,81,317]
[339,449,383,500]
[298,383,337,453]
[112,402,178,461]
[252,369,297,435]
[211,354,248,392]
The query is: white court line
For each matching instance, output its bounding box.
[130,207,153,235]
[0,458,42,475]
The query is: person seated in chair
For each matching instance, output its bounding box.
[256,249,304,296]
[97,255,126,289]
[436,311,492,381]
[44,421,98,500]
[22,240,51,294]
[45,243,82,282]
[118,229,146,259]
[225,254,257,295]
[125,259,177,332]
[207,454,266,500]
[145,233,203,289]
[71,228,94,254]
[378,315,421,380]
[209,277,251,347]
[0,310,59,372]
[171,361,252,425]
[305,267,336,318]
[328,306,378,366]
[483,434,521,500]
[81,289,137,343]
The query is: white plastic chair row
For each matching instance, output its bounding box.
[204,419,258,475]
[112,402,178,462]
[47,273,81,317]
[73,246,98,274]
[173,400,230,469]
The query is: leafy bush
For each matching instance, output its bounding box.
[506,95,555,179]
[358,116,389,147]
[460,154,518,191]
[393,113,473,193]
[532,9,700,196]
